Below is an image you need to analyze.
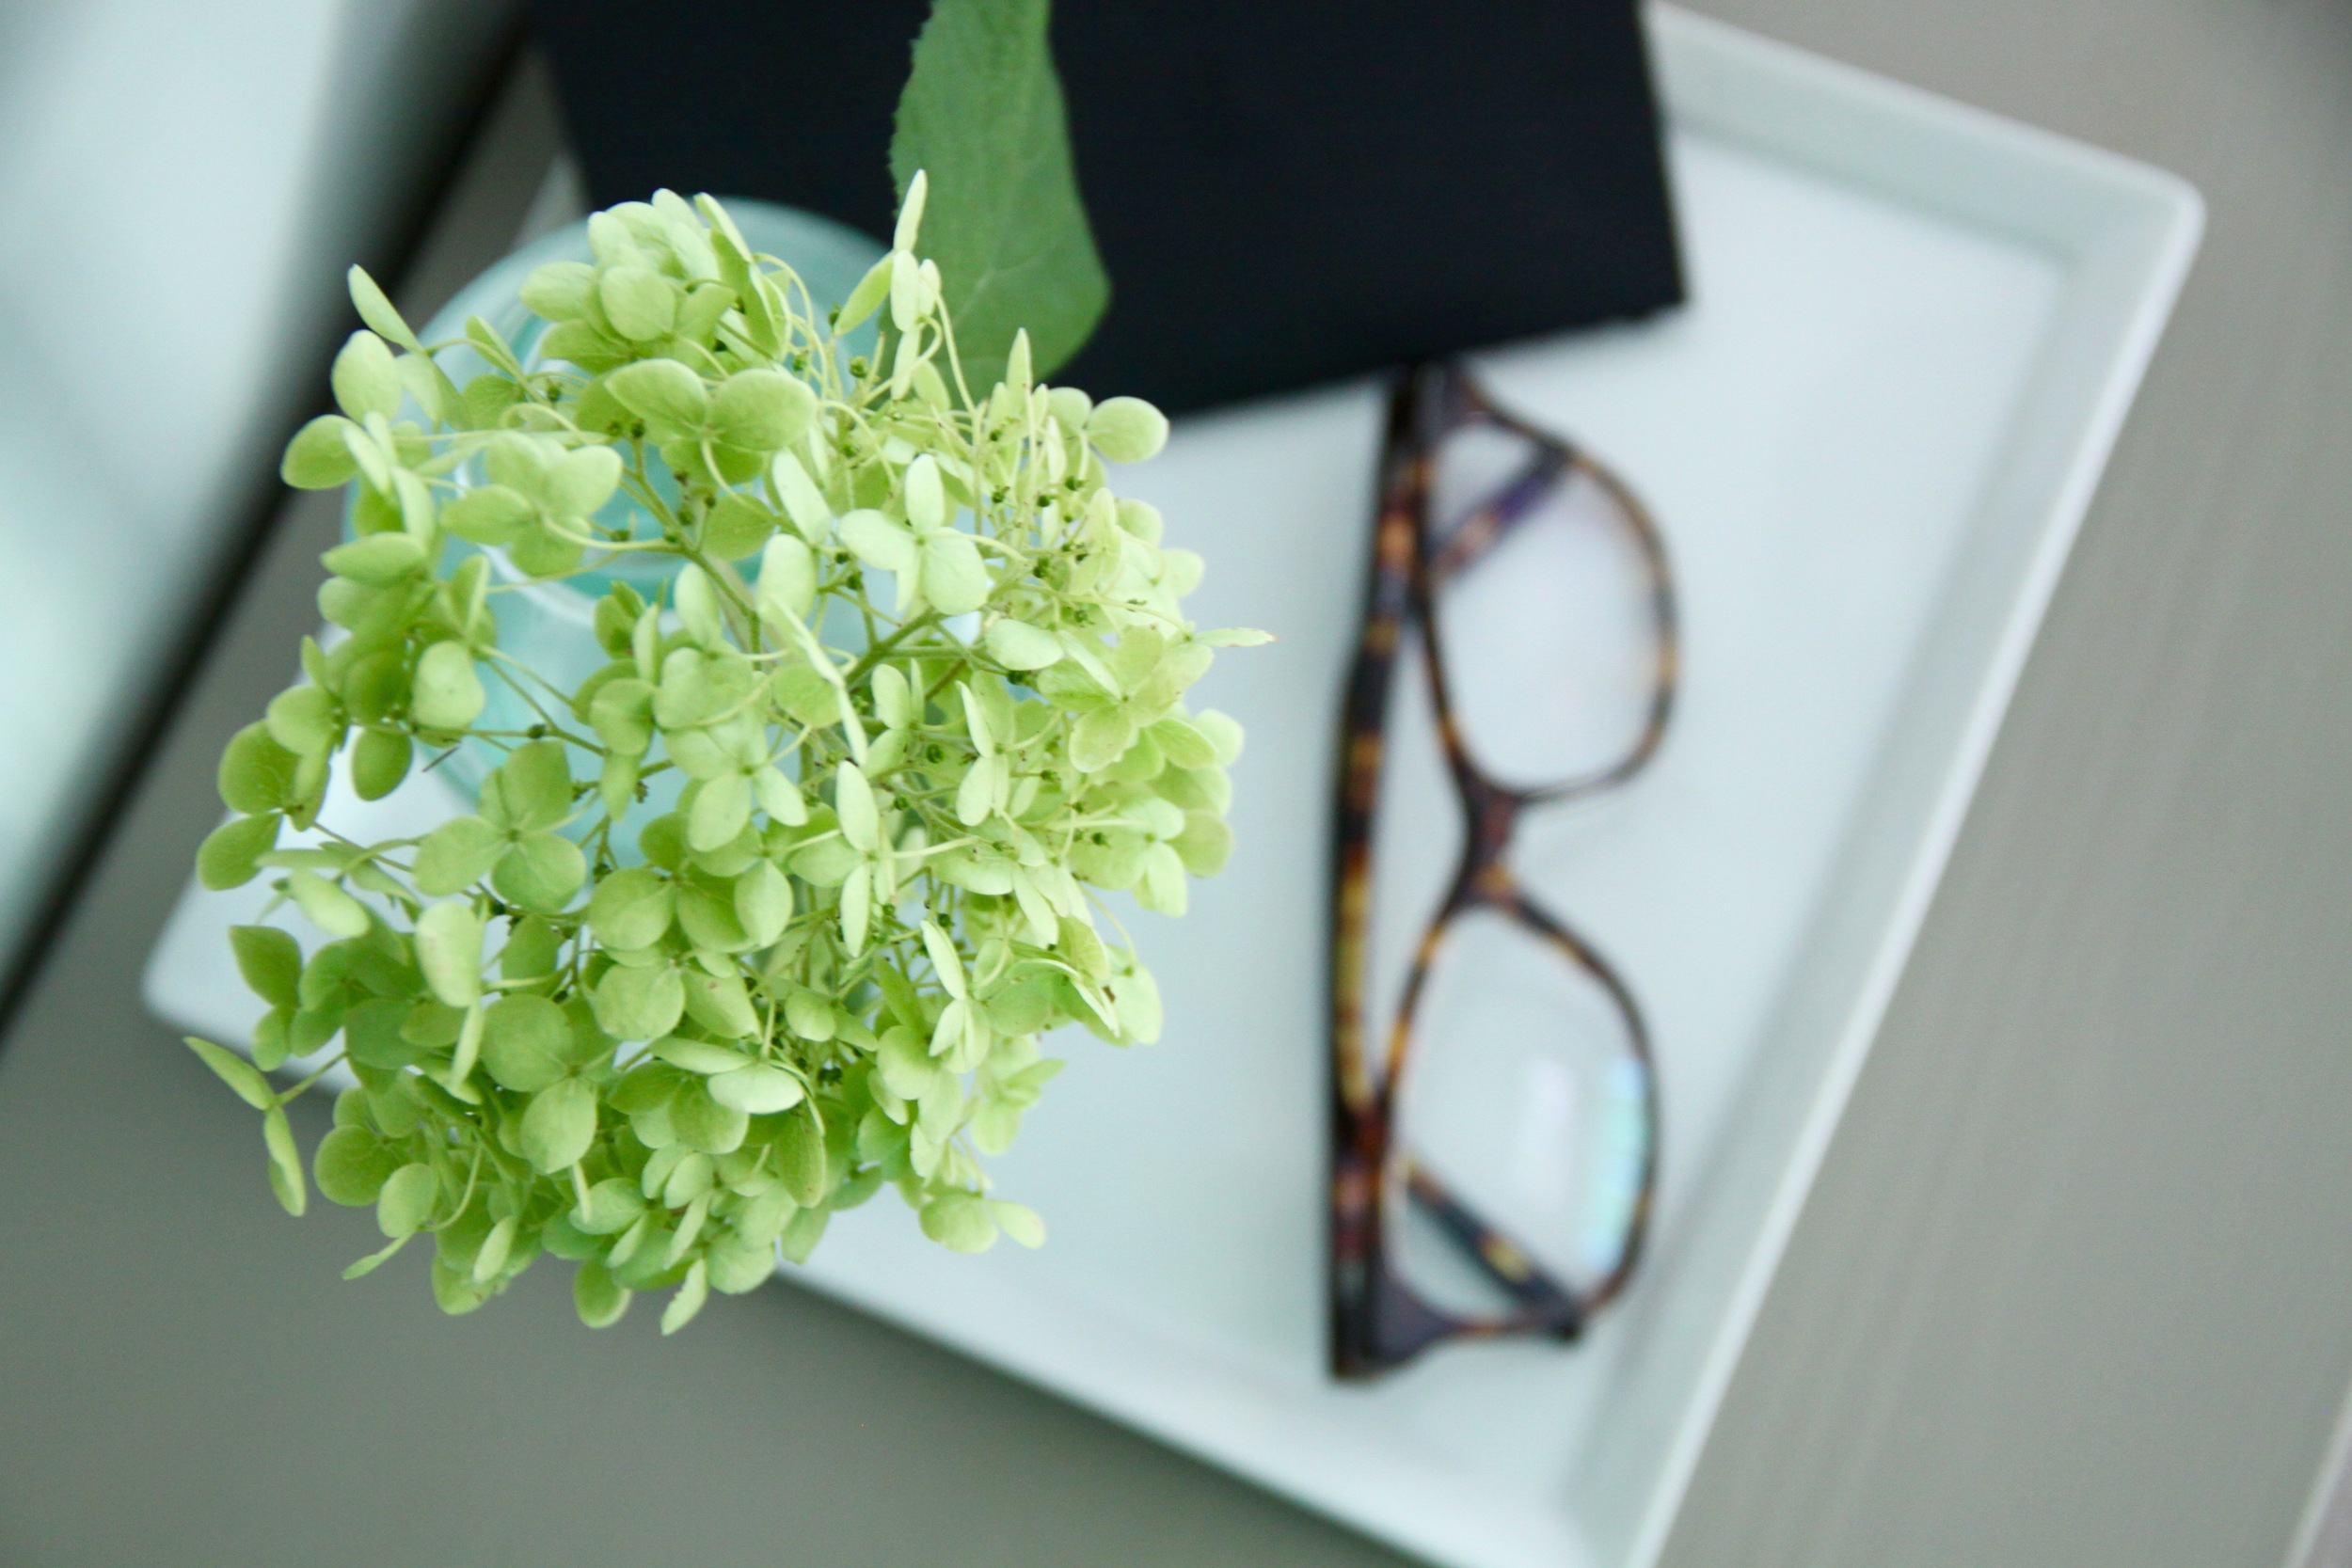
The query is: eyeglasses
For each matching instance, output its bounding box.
[1328,361,1678,1378]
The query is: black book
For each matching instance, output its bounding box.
[531,0,1684,415]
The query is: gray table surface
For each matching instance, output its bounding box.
[6,3,2349,1565]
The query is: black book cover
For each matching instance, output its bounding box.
[530,0,1684,415]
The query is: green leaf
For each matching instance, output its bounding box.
[835,255,893,334]
[346,264,421,352]
[342,650,411,725]
[411,641,485,731]
[680,970,760,1040]
[397,349,459,425]
[709,1064,804,1115]
[919,531,991,615]
[471,1215,518,1283]
[342,1234,410,1279]
[494,739,575,833]
[264,685,341,762]
[655,647,758,730]
[687,770,752,853]
[783,989,837,1043]
[598,264,678,342]
[660,1257,710,1335]
[345,996,425,1070]
[709,369,816,452]
[519,1077,597,1173]
[988,1198,1046,1248]
[479,994,574,1092]
[412,815,502,895]
[674,564,723,649]
[755,533,817,622]
[574,1259,632,1328]
[889,0,1107,387]
[732,860,792,947]
[331,330,403,421]
[1174,810,1234,877]
[670,1081,750,1155]
[430,1256,492,1316]
[286,870,371,939]
[493,832,587,912]
[184,1035,275,1110]
[771,664,842,729]
[1111,958,1163,1044]
[262,1105,308,1216]
[443,484,533,546]
[521,261,596,321]
[1136,841,1188,915]
[838,508,915,576]
[1070,708,1133,772]
[834,763,880,853]
[199,813,281,891]
[351,727,414,800]
[1084,397,1168,464]
[574,1178,645,1235]
[1193,708,1245,767]
[705,492,779,561]
[919,1191,998,1253]
[651,1037,753,1074]
[228,925,302,1010]
[251,1006,295,1072]
[984,618,1061,671]
[771,451,833,537]
[448,997,486,1089]
[604,358,707,435]
[219,721,299,814]
[753,768,807,827]
[376,1162,439,1237]
[707,1233,778,1295]
[461,372,522,429]
[282,415,359,489]
[315,1125,399,1206]
[413,899,484,1007]
[589,677,657,756]
[777,1106,830,1208]
[588,867,675,950]
[592,962,685,1042]
[839,864,872,952]
[500,917,564,982]
[877,1027,936,1100]
[548,445,623,518]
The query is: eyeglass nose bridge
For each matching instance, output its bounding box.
[1450,761,1531,880]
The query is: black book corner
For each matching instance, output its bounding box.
[529,1,1685,417]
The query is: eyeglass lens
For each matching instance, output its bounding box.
[1425,421,1664,792]
[1362,399,1663,1324]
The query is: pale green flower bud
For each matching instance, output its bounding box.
[903,453,946,530]
[1087,397,1169,464]
[1045,386,1093,433]
[890,249,924,334]
[331,331,401,421]
[895,167,930,251]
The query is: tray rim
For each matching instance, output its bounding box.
[1620,8,2204,1566]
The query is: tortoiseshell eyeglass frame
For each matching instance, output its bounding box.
[1328,360,1679,1379]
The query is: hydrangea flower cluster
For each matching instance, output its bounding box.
[187,179,1257,1332]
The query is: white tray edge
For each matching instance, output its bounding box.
[1627,8,2204,1564]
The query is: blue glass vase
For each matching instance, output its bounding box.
[373,199,885,806]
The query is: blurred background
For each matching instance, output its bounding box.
[2,3,2351,1566]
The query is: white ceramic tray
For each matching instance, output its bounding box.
[145,9,2201,1566]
